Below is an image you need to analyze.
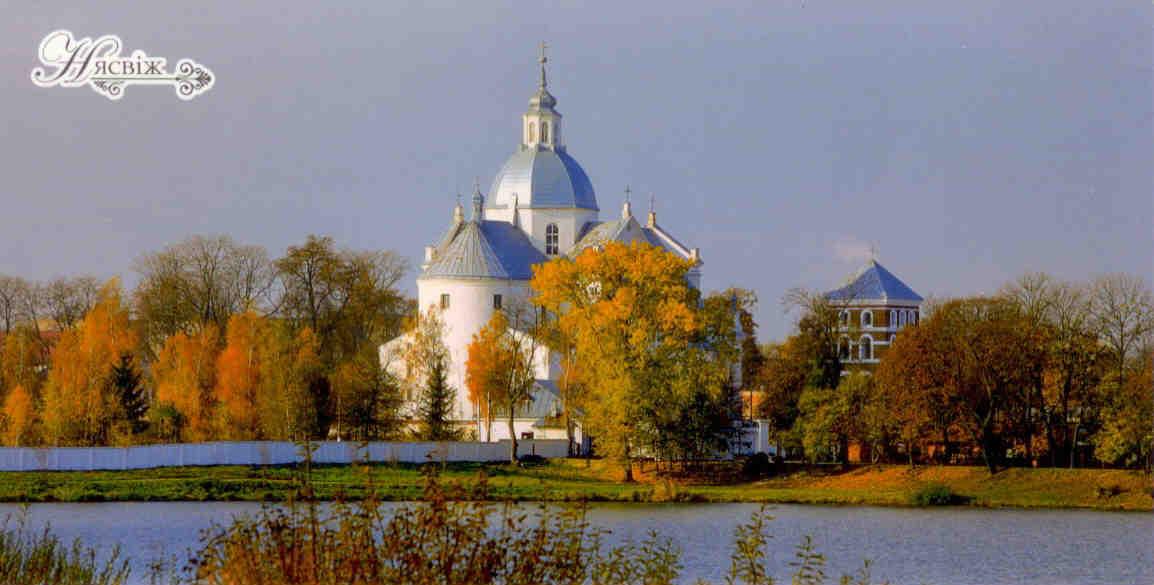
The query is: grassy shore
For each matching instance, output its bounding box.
[0,460,1148,511]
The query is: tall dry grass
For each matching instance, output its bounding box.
[184,465,884,585]
[0,514,130,585]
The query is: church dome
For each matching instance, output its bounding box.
[488,147,598,211]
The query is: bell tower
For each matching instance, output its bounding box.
[522,42,563,151]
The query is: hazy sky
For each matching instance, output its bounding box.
[2,1,1150,339]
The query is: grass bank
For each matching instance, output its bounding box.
[0,460,1148,511]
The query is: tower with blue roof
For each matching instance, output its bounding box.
[825,259,923,367]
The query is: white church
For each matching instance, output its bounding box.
[382,49,701,443]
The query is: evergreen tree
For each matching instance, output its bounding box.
[417,355,460,441]
[109,352,147,435]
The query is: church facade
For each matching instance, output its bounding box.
[383,50,700,441]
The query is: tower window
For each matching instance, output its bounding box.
[839,310,849,326]
[493,294,502,310]
[440,293,450,310]
[545,223,559,255]
[859,336,873,361]
[861,310,873,328]
[889,310,897,329]
[541,121,550,143]
[528,122,536,143]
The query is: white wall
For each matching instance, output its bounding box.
[0,440,571,472]
[414,277,532,420]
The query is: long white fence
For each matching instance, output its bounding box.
[0,440,570,472]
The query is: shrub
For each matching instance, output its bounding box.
[911,483,960,506]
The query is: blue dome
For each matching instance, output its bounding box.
[487,147,598,211]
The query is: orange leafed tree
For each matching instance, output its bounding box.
[2,385,35,446]
[465,310,508,442]
[41,279,139,446]
[153,325,221,442]
[215,311,264,439]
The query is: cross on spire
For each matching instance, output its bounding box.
[538,41,549,89]
[624,184,631,203]
[649,192,655,213]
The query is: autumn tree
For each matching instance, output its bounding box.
[275,235,409,367]
[0,275,31,333]
[255,324,326,441]
[152,326,221,442]
[466,310,507,442]
[41,280,139,446]
[1087,274,1154,387]
[875,326,953,466]
[1,325,49,396]
[531,241,703,481]
[465,302,543,462]
[1,385,35,446]
[213,311,264,439]
[134,235,272,357]
[756,339,808,456]
[1094,348,1153,469]
[41,276,101,331]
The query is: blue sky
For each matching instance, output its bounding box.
[1,1,1150,340]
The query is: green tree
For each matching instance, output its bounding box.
[417,355,460,441]
[108,353,147,437]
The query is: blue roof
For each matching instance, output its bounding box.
[488,147,598,211]
[825,260,923,303]
[420,220,545,281]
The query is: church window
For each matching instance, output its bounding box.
[493,294,502,310]
[838,336,850,360]
[545,223,559,255]
[839,310,849,326]
[528,122,536,143]
[859,336,873,361]
[541,121,550,143]
[889,310,897,329]
[440,293,450,310]
[861,310,873,328]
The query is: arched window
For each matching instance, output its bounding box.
[541,121,550,143]
[861,310,873,328]
[545,223,559,255]
[859,336,873,361]
[889,310,897,329]
[912,311,918,325]
[839,310,849,326]
[838,336,850,360]
[528,122,536,143]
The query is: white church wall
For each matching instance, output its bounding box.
[417,277,531,420]
[514,207,598,255]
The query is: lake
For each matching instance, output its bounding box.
[0,502,1150,584]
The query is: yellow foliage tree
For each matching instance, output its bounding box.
[41,279,139,446]
[255,324,325,440]
[531,241,701,481]
[152,325,221,442]
[2,385,35,446]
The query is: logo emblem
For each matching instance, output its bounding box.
[31,30,214,101]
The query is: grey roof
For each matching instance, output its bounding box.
[571,216,691,260]
[420,220,546,281]
[488,147,598,211]
[825,260,923,303]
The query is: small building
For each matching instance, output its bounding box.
[825,259,923,369]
